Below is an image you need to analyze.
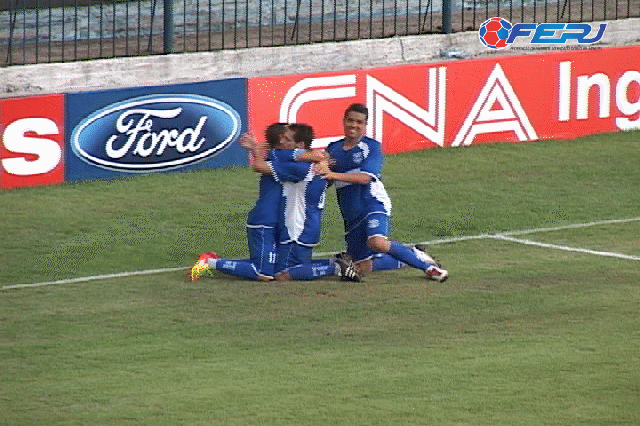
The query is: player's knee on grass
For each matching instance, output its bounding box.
[275,272,290,281]
[367,236,390,253]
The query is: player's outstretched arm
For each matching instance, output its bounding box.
[251,159,272,175]
[295,149,329,163]
[314,162,372,185]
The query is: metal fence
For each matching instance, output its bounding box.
[1,0,638,66]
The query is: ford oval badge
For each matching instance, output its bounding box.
[71,94,241,172]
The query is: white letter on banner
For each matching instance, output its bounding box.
[558,61,572,121]
[576,73,611,119]
[2,118,61,176]
[615,71,640,131]
[365,67,446,147]
[452,64,537,147]
[280,75,356,147]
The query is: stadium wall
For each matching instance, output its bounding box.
[1,18,638,99]
[0,19,639,190]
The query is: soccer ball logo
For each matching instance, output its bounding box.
[479,17,512,49]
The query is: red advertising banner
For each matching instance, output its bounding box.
[0,94,65,189]
[248,46,640,153]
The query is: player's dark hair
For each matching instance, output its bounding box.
[344,103,368,120]
[289,123,314,149]
[264,122,289,148]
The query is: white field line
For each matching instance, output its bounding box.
[1,268,185,291]
[2,217,639,291]
[409,216,640,247]
[498,217,640,237]
[490,235,640,261]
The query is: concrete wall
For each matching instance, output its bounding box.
[1,18,638,99]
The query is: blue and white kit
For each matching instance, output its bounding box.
[325,136,392,262]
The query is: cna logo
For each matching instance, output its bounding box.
[70,94,241,173]
[479,17,607,49]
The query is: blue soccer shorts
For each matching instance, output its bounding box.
[246,226,278,279]
[344,212,390,262]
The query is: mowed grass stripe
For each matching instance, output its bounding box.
[1,131,639,285]
[4,216,640,291]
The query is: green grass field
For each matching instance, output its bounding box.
[1,131,639,425]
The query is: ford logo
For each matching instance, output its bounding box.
[71,94,241,172]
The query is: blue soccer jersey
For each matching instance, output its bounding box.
[246,172,282,228]
[245,149,309,228]
[279,167,327,247]
[244,149,312,277]
[270,149,328,247]
[325,136,392,230]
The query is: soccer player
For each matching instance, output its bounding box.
[189,123,360,282]
[189,123,294,282]
[272,123,360,282]
[319,103,448,282]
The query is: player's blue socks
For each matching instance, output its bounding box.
[386,241,429,271]
[371,253,406,271]
[286,259,338,280]
[208,258,260,280]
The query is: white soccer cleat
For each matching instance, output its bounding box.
[413,244,448,282]
[425,265,449,282]
[412,244,439,266]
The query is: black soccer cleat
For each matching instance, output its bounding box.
[335,257,362,282]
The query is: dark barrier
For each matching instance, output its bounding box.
[1,0,638,66]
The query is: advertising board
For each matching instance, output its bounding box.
[248,46,640,152]
[65,79,248,182]
[0,94,65,189]
[2,46,638,191]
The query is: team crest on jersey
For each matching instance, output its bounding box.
[352,151,364,164]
